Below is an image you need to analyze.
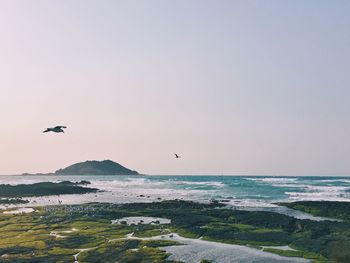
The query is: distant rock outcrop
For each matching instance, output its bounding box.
[0,181,98,198]
[54,160,139,175]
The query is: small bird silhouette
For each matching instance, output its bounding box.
[43,126,67,133]
[174,153,180,158]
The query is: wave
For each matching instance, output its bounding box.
[2,175,350,210]
[88,178,169,192]
[286,190,350,201]
[303,185,349,192]
[172,181,225,187]
[309,179,350,184]
[245,177,298,183]
[269,184,350,191]
[269,183,306,188]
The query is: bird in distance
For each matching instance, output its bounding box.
[174,153,181,158]
[43,126,67,133]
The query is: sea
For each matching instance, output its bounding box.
[2,175,349,262]
[1,175,350,214]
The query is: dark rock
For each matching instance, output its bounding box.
[54,160,139,175]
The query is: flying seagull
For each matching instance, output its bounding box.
[43,126,67,133]
[174,153,180,159]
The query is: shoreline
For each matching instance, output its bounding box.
[0,176,350,262]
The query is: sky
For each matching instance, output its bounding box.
[0,0,349,175]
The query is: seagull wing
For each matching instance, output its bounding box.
[54,126,67,129]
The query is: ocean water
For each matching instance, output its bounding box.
[1,175,350,210]
[1,175,348,262]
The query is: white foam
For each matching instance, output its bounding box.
[246,177,298,183]
[88,177,166,191]
[286,191,350,202]
[304,185,349,192]
[283,184,350,202]
[2,175,350,216]
[310,179,350,184]
[173,181,225,187]
[270,184,306,188]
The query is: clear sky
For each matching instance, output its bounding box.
[0,0,349,175]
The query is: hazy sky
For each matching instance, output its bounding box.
[0,1,349,175]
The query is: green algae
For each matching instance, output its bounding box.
[0,200,348,262]
[277,201,350,221]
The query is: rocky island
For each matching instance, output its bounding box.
[54,160,139,175]
[22,160,139,176]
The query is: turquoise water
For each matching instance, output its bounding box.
[149,175,350,204]
[1,175,350,208]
